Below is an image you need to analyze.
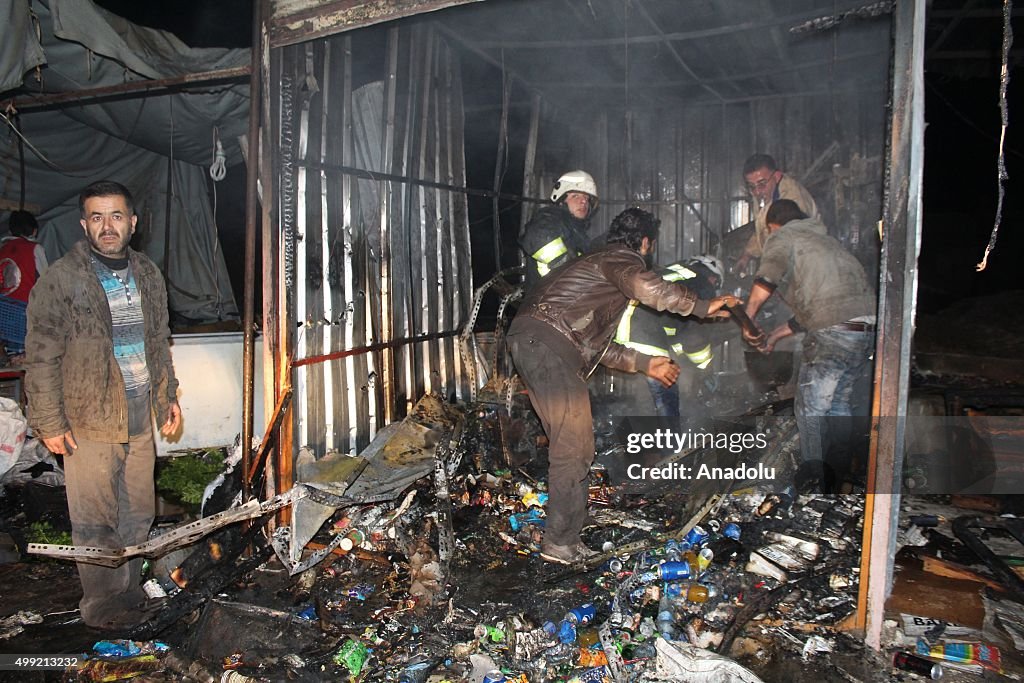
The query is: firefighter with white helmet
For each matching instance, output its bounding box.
[520,170,598,291]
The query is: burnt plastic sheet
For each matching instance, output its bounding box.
[288,394,463,562]
[184,599,319,667]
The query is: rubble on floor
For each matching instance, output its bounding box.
[0,399,1021,682]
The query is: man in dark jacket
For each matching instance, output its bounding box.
[25,180,181,630]
[520,170,597,291]
[508,208,738,564]
[614,256,723,417]
[742,199,875,465]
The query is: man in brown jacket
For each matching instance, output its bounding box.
[508,208,738,564]
[25,180,181,630]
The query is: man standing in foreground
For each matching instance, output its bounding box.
[742,199,874,466]
[509,208,738,564]
[25,180,181,630]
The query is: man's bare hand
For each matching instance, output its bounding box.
[646,356,681,388]
[43,431,77,456]
[707,294,742,318]
[161,402,182,436]
[742,326,767,349]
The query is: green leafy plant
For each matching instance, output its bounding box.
[25,521,72,545]
[156,448,226,506]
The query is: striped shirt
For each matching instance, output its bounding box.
[91,257,150,399]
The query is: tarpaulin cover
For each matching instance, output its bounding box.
[0,0,248,323]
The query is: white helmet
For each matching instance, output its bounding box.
[690,255,724,283]
[551,170,599,206]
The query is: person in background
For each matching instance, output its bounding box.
[520,170,598,291]
[25,180,181,630]
[613,255,724,417]
[0,210,48,303]
[509,208,739,564]
[0,210,48,358]
[734,154,820,275]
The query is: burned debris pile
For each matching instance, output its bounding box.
[1,394,1022,681]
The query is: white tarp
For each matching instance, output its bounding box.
[0,0,249,323]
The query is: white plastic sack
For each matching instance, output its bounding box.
[653,638,766,683]
[0,438,63,487]
[0,397,27,482]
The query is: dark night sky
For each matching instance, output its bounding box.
[92,1,1021,312]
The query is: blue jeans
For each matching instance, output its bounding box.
[646,377,680,418]
[795,326,873,463]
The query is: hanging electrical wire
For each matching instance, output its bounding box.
[976,0,1014,272]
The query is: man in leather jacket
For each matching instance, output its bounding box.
[508,208,738,564]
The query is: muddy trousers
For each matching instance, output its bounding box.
[509,332,594,548]
[63,426,156,627]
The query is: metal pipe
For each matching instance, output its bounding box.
[241,0,263,502]
[3,66,250,112]
[379,27,399,424]
[492,70,510,270]
[292,329,461,369]
[298,159,548,204]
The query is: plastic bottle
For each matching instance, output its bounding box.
[656,593,675,639]
[664,582,710,603]
[509,509,546,531]
[557,619,577,644]
[682,549,700,577]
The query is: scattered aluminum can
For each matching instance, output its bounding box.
[697,547,714,573]
[892,652,942,679]
[722,523,741,540]
[142,578,167,599]
[567,603,596,625]
[684,525,709,548]
[482,669,506,683]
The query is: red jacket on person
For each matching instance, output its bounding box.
[0,236,42,302]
